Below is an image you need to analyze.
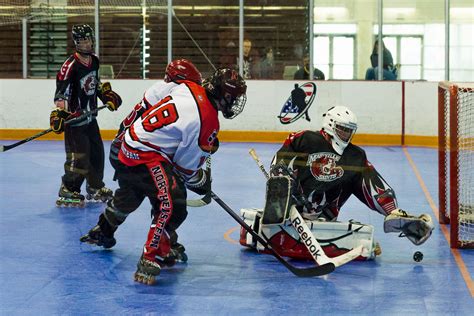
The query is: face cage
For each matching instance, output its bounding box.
[222,94,247,119]
[334,123,357,143]
[74,37,95,54]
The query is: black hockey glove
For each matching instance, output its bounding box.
[210,137,219,154]
[98,82,122,111]
[186,169,211,196]
[50,108,70,134]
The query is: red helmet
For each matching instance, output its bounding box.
[203,68,247,119]
[164,59,202,84]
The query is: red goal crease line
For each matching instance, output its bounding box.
[403,147,473,298]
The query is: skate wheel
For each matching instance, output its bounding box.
[374,242,382,256]
[147,277,156,285]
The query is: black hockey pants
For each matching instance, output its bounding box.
[62,119,105,192]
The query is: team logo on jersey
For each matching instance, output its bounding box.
[278,82,316,125]
[308,152,344,182]
[80,71,97,96]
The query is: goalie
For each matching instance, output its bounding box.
[241,106,434,260]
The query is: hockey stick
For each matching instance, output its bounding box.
[0,105,107,153]
[248,148,364,268]
[211,191,335,277]
[186,157,212,207]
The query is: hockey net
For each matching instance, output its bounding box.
[438,81,474,249]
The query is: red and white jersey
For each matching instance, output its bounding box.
[110,81,179,154]
[118,81,219,180]
[142,81,178,109]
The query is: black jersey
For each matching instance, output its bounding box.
[54,53,100,125]
[274,130,370,219]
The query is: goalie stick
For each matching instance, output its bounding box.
[1,105,107,153]
[248,148,364,268]
[186,157,212,207]
[211,191,335,277]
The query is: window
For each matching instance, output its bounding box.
[382,35,423,80]
[314,24,356,80]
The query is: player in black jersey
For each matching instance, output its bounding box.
[50,24,122,207]
[262,106,434,250]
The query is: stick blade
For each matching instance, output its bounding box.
[186,193,212,207]
[0,145,4,152]
[289,262,335,277]
[330,245,365,267]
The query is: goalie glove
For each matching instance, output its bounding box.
[98,82,122,111]
[186,169,211,196]
[50,108,70,134]
[383,209,434,245]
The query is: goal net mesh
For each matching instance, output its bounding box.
[439,82,474,248]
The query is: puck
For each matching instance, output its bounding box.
[413,251,423,262]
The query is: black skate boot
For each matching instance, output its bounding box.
[157,242,188,267]
[134,255,162,285]
[56,183,85,207]
[86,184,113,203]
[80,215,117,248]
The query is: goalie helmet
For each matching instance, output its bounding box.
[72,24,95,55]
[322,106,358,155]
[204,68,247,119]
[165,59,202,84]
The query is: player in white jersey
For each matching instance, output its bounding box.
[109,59,202,170]
[81,67,247,285]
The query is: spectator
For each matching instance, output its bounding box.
[294,55,325,80]
[220,38,255,79]
[240,38,254,79]
[259,47,275,79]
[365,39,397,80]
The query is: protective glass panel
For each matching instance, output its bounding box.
[400,65,421,80]
[401,37,421,64]
[450,1,474,81]
[333,65,353,80]
[314,36,330,65]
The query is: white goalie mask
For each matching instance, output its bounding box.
[322,106,358,155]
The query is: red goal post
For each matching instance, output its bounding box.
[438,81,474,249]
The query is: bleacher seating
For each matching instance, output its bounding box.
[0,1,308,79]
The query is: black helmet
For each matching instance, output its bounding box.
[204,68,247,119]
[72,24,94,55]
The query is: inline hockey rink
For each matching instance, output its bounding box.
[0,141,472,315]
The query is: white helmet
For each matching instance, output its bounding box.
[322,106,357,155]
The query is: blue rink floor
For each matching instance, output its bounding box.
[0,140,472,315]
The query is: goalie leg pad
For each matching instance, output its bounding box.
[384,209,434,245]
[240,208,378,260]
[262,176,292,225]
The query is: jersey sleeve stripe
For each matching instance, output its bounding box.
[127,126,165,154]
[57,57,75,81]
[143,96,153,109]
[129,124,140,142]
